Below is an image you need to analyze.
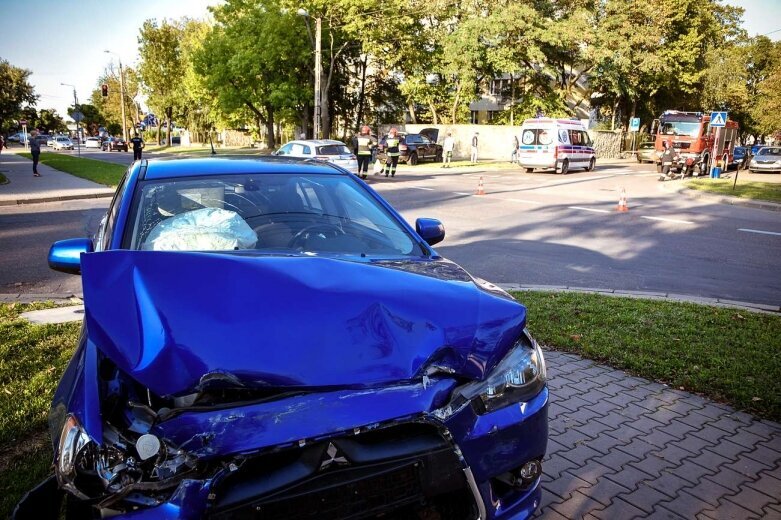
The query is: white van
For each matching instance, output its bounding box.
[518,118,596,174]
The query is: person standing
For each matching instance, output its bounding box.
[29,130,42,176]
[130,133,145,161]
[442,131,455,168]
[511,135,519,163]
[471,132,479,164]
[658,140,676,180]
[351,125,376,179]
[381,128,401,177]
[0,134,4,155]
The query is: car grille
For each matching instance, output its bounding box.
[206,423,474,520]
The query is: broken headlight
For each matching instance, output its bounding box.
[54,413,197,507]
[434,330,546,418]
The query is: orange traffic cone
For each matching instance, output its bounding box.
[477,176,485,195]
[616,187,629,212]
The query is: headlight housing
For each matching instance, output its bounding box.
[56,414,93,498]
[433,330,546,419]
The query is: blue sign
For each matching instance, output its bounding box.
[710,111,728,127]
[629,117,640,132]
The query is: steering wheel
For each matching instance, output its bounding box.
[287,223,344,249]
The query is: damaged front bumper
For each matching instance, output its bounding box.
[15,375,547,520]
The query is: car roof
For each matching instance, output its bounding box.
[286,139,346,146]
[142,156,349,180]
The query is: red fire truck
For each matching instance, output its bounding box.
[651,111,739,177]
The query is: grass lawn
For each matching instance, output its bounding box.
[0,302,80,517]
[686,178,781,203]
[19,152,126,187]
[1,294,779,516]
[513,291,781,421]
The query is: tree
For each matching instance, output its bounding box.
[195,0,311,147]
[37,109,67,134]
[68,104,104,136]
[0,59,37,133]
[138,19,187,145]
[91,65,141,136]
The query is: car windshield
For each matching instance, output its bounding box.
[127,173,424,257]
[317,144,351,155]
[757,148,781,156]
[660,121,700,138]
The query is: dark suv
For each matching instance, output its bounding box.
[378,128,442,165]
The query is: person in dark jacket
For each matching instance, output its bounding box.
[130,133,145,161]
[29,130,42,176]
[381,128,401,177]
[351,125,376,179]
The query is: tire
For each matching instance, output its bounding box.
[409,152,418,166]
[587,157,596,171]
[525,168,534,173]
[435,150,442,162]
[699,155,710,177]
[558,159,569,175]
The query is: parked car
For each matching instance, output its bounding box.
[51,136,74,150]
[273,139,358,172]
[102,137,129,152]
[16,156,548,520]
[750,143,766,156]
[46,135,57,147]
[748,146,781,173]
[84,137,101,149]
[7,133,22,142]
[730,146,747,170]
[636,141,658,163]
[518,118,596,173]
[377,128,443,165]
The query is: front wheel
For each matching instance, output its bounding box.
[558,159,569,175]
[525,168,534,173]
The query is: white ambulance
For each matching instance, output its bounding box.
[518,118,596,174]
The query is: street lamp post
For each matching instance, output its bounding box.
[297,9,322,139]
[60,83,81,157]
[104,50,128,142]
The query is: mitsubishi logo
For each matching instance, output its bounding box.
[320,442,349,470]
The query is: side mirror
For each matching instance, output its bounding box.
[416,218,445,246]
[48,238,94,275]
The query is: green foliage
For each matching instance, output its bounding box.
[67,103,104,137]
[0,59,37,133]
[90,65,141,138]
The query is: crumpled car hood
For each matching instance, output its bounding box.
[81,251,526,396]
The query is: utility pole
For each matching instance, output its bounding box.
[61,83,81,157]
[105,50,128,142]
[314,17,322,139]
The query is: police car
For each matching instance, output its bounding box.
[518,118,596,174]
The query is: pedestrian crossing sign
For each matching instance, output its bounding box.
[710,111,728,127]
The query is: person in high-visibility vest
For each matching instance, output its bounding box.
[351,125,376,179]
[381,127,401,177]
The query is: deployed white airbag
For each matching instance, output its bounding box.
[143,208,257,251]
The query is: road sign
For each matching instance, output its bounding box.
[710,111,728,127]
[629,117,640,132]
[71,111,84,123]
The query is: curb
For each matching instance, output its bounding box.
[497,284,781,314]
[4,286,777,315]
[0,191,114,206]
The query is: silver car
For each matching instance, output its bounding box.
[636,142,658,163]
[273,139,358,173]
[748,147,781,173]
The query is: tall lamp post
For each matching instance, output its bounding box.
[104,50,128,142]
[297,9,322,139]
[60,83,81,157]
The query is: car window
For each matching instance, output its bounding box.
[127,173,423,257]
[758,148,780,156]
[317,144,351,155]
[100,173,131,251]
[289,143,310,155]
[419,135,431,144]
[276,144,292,155]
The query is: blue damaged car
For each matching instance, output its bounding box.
[15,157,548,520]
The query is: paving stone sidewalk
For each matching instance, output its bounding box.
[538,351,781,519]
[0,151,114,205]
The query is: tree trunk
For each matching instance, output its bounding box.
[165,107,172,147]
[355,55,368,132]
[265,104,275,149]
[408,100,417,124]
[320,78,330,139]
[156,123,161,146]
[611,97,620,131]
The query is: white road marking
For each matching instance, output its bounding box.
[738,228,781,237]
[503,198,542,204]
[641,216,694,225]
[454,192,472,196]
[408,186,434,191]
[569,206,611,214]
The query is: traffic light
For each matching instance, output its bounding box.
[101,84,108,97]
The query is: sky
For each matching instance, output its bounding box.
[1,0,780,122]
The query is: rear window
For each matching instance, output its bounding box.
[521,129,554,146]
[317,144,351,155]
